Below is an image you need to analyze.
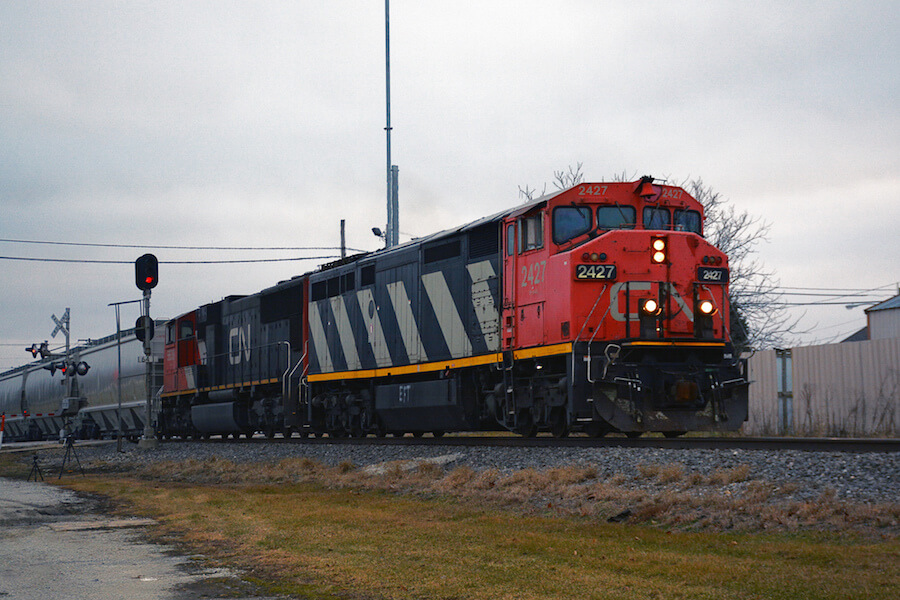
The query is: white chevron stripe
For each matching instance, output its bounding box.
[387,281,427,363]
[357,288,392,367]
[308,303,333,372]
[331,296,360,370]
[422,271,473,358]
[467,260,500,351]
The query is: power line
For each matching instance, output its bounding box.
[0,255,341,265]
[777,291,889,298]
[773,300,883,307]
[0,238,366,253]
[778,283,897,292]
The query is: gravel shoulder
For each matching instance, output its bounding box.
[8,438,900,535]
[69,438,900,503]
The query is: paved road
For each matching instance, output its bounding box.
[0,476,283,599]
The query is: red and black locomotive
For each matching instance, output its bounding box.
[160,177,748,438]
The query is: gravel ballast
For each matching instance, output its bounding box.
[65,439,900,505]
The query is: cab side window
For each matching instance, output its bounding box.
[519,213,544,252]
[179,321,194,340]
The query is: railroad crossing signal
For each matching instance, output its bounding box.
[51,309,69,339]
[135,254,158,290]
[134,315,154,342]
[42,361,63,375]
[41,360,90,377]
[26,341,50,359]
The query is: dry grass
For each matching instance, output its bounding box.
[61,472,900,600]
[5,451,898,600]
[4,451,898,537]
[75,455,900,537]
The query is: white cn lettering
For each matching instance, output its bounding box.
[228,324,251,365]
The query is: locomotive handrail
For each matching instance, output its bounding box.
[279,341,293,401]
[574,284,608,344]
[583,304,614,384]
[283,347,306,400]
[573,284,611,384]
[699,283,731,342]
[199,340,294,389]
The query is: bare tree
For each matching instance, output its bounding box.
[683,178,801,352]
[519,162,584,202]
[553,162,584,189]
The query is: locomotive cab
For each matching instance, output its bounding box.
[163,312,201,395]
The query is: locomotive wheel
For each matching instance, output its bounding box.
[625,431,643,438]
[515,412,537,438]
[549,408,569,438]
[432,430,445,438]
[663,431,686,438]
[584,422,611,438]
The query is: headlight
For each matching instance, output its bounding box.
[642,299,660,315]
[651,237,666,263]
[698,300,716,315]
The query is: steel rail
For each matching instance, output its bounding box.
[233,434,900,453]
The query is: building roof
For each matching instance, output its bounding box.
[865,294,900,313]
[841,327,869,343]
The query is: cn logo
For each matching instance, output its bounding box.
[228,325,251,365]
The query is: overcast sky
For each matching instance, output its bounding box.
[1,1,897,370]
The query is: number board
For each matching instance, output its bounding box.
[575,264,617,280]
[697,267,729,283]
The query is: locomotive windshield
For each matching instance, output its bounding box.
[597,205,636,230]
[674,209,701,234]
[641,207,702,233]
[552,206,592,244]
[643,207,670,230]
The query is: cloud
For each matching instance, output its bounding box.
[1,0,898,369]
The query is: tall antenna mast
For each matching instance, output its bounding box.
[385,0,399,248]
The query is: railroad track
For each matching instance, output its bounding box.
[207,433,900,453]
[5,435,896,454]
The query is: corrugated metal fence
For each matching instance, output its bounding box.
[745,338,900,436]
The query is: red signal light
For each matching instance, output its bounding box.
[135,254,159,291]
